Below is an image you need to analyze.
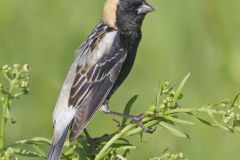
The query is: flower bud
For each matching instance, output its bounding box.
[161,81,171,93]
[23,64,30,73]
[219,102,227,108]
[13,64,20,69]
[236,114,240,121]
[20,81,29,88]
[12,79,19,86]
[164,153,170,158]
[179,152,184,158]
[145,111,154,115]
[167,102,171,107]
[149,105,156,112]
[174,154,179,159]
[2,64,9,70]
[159,104,166,110]
[7,147,14,154]
[2,64,10,73]
[169,91,175,97]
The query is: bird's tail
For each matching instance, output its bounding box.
[46,124,70,160]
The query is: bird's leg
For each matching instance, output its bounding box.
[84,129,109,154]
[84,129,96,154]
[100,103,153,133]
[84,129,109,144]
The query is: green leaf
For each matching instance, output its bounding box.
[32,144,46,157]
[116,145,137,151]
[63,145,76,156]
[116,154,128,160]
[231,93,240,108]
[159,121,189,138]
[162,148,170,154]
[15,137,51,145]
[165,116,194,125]
[121,95,139,127]
[173,73,191,105]
[148,157,161,160]
[207,111,232,132]
[0,137,51,152]
[13,148,43,157]
[196,117,218,127]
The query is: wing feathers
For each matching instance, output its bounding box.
[69,52,127,142]
[69,76,113,142]
[65,23,126,142]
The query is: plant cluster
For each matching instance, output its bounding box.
[0,64,30,149]
[0,65,239,160]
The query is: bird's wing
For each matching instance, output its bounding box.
[68,31,126,142]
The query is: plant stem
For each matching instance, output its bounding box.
[0,84,13,149]
[0,97,9,149]
[95,124,135,160]
[164,108,193,115]
[164,107,226,115]
[197,107,226,115]
[95,105,227,159]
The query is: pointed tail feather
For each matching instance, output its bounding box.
[46,124,70,160]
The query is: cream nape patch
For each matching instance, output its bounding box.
[102,0,119,29]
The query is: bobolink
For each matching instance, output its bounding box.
[47,0,154,159]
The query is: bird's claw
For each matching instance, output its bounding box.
[132,113,145,121]
[131,113,155,133]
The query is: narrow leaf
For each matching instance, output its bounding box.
[162,148,170,154]
[0,137,51,152]
[13,148,43,157]
[159,121,189,138]
[121,95,139,127]
[207,111,231,132]
[32,144,46,157]
[15,137,51,145]
[165,116,194,125]
[116,145,137,152]
[173,73,191,105]
[148,157,161,160]
[116,154,128,160]
[196,117,218,127]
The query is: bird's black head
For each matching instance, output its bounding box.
[102,0,154,33]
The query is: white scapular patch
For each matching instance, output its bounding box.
[89,31,117,66]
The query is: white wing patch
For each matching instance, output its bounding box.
[88,31,117,66]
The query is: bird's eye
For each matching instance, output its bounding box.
[127,1,141,11]
[127,4,135,11]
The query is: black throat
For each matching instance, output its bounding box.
[115,30,142,87]
[120,30,142,57]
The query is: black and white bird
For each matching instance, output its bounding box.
[47,0,154,159]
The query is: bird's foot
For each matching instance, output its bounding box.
[101,108,154,133]
[129,113,155,133]
[100,103,155,133]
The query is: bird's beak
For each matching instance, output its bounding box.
[137,1,155,14]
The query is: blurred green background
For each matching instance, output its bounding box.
[1,0,240,159]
